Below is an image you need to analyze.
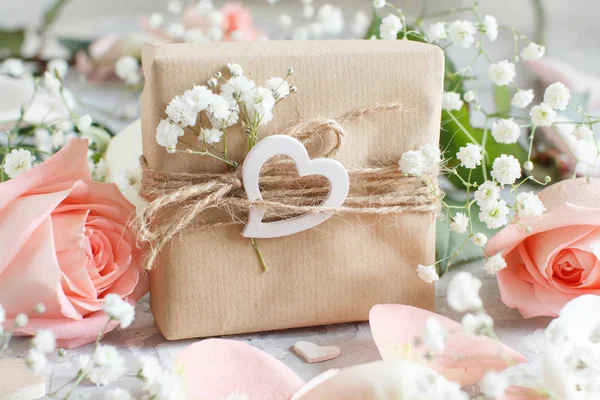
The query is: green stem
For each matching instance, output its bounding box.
[251,238,268,272]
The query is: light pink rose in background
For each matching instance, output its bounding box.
[182,2,262,41]
[487,177,600,318]
[0,138,148,348]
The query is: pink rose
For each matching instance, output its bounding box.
[487,178,600,317]
[0,139,148,348]
[182,2,262,41]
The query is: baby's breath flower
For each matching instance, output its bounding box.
[380,14,402,40]
[149,13,165,29]
[442,91,464,111]
[491,154,521,185]
[511,89,534,108]
[135,355,162,385]
[166,23,186,40]
[448,20,476,48]
[243,87,276,123]
[461,312,493,335]
[227,63,243,77]
[450,212,469,234]
[481,15,498,41]
[472,233,488,247]
[419,143,441,172]
[207,26,224,41]
[521,42,546,61]
[417,264,439,283]
[200,128,223,144]
[530,103,556,126]
[145,370,185,400]
[104,388,132,400]
[0,58,25,77]
[523,161,534,171]
[25,349,47,374]
[166,0,183,14]
[34,128,52,153]
[456,143,483,169]
[463,90,475,103]
[76,114,93,133]
[102,294,135,329]
[488,60,516,86]
[491,118,521,144]
[221,76,256,103]
[196,0,213,16]
[42,71,61,93]
[479,199,510,229]
[424,318,447,352]
[483,253,507,275]
[480,371,509,399]
[572,125,594,141]
[208,10,224,27]
[399,150,424,175]
[166,96,197,127]
[184,85,214,114]
[32,329,56,354]
[265,77,290,100]
[3,148,36,178]
[373,0,386,9]
[427,22,447,42]
[115,56,141,85]
[156,119,184,152]
[47,59,68,79]
[447,272,483,312]
[278,13,293,29]
[515,192,546,218]
[544,82,571,110]
[79,345,127,386]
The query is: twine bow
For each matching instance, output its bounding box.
[138,103,440,270]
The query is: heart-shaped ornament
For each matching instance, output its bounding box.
[242,135,349,239]
[293,341,341,363]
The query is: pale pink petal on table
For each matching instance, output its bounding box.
[178,338,305,400]
[369,305,527,387]
[500,386,549,400]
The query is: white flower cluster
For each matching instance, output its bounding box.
[156,63,294,154]
[529,82,571,127]
[398,143,442,176]
[277,3,345,41]
[102,293,135,328]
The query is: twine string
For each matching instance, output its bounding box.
[138,103,440,270]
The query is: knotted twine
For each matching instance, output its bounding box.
[138,103,440,270]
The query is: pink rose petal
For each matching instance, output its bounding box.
[177,338,305,400]
[369,304,527,387]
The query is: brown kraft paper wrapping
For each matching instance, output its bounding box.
[140,40,444,340]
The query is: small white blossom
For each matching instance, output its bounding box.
[183,85,213,113]
[200,128,223,144]
[521,42,546,61]
[417,264,439,284]
[156,119,184,152]
[166,96,197,127]
[196,0,214,16]
[516,191,546,219]
[3,149,36,178]
[424,318,447,352]
[544,82,571,110]
[166,0,183,14]
[380,14,402,40]
[419,143,442,173]
[47,59,68,79]
[278,13,293,29]
[572,125,594,141]
[481,15,498,41]
[373,0,386,9]
[450,212,469,234]
[135,355,162,385]
[32,329,56,354]
[483,253,507,275]
[76,114,93,133]
[115,56,141,85]
[488,60,516,86]
[149,13,164,29]
[511,89,534,109]
[146,370,185,400]
[227,63,243,77]
[42,71,61,93]
[456,143,483,169]
[399,150,424,175]
[463,90,475,103]
[79,345,127,386]
[530,103,556,126]
[448,20,476,48]
[447,272,483,312]
[25,349,47,374]
[166,23,185,40]
[0,58,25,77]
[480,371,510,399]
[102,294,135,328]
[34,128,52,153]
[472,233,488,247]
[264,77,290,100]
[221,76,256,104]
[317,5,344,35]
[104,388,132,400]
[462,312,493,335]
[491,118,521,144]
[208,94,236,122]
[243,86,276,121]
[479,199,510,229]
[427,23,447,42]
[491,154,521,185]
[208,10,224,26]
[442,91,464,111]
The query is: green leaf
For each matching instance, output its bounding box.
[0,29,25,57]
[58,37,91,55]
[364,12,382,39]
[444,54,466,96]
[435,199,494,274]
[440,107,528,187]
[41,0,72,31]
[494,86,511,118]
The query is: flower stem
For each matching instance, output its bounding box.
[251,238,268,272]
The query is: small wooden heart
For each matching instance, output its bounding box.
[293,341,340,363]
[0,358,45,400]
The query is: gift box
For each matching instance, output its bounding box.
[140,40,444,340]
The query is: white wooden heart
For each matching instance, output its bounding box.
[293,341,341,363]
[241,135,349,239]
